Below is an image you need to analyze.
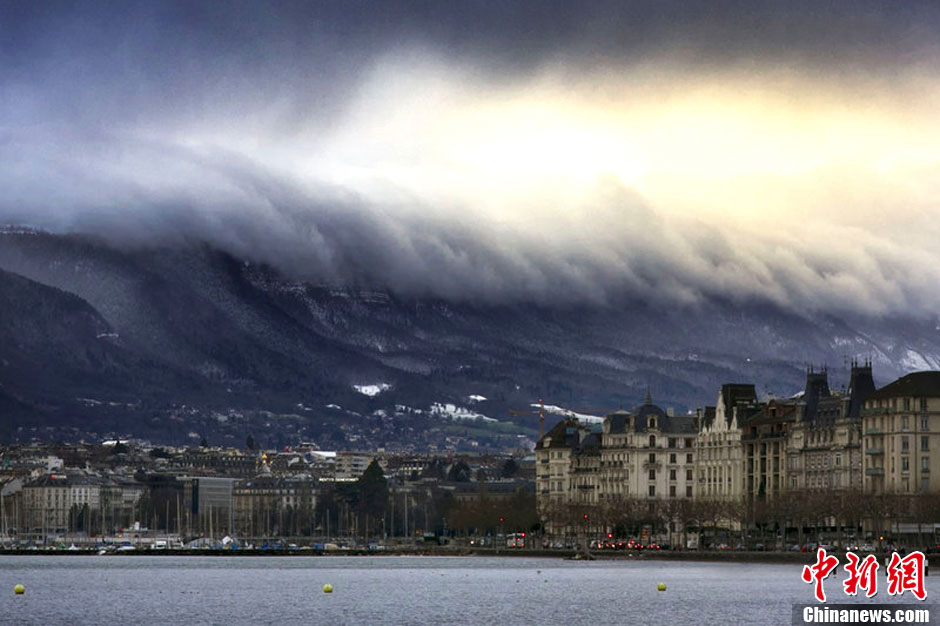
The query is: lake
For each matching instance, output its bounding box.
[1,555,936,625]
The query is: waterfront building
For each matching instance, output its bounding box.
[535,393,697,540]
[695,384,759,500]
[184,476,236,536]
[787,362,873,492]
[20,471,144,536]
[232,475,317,538]
[740,398,799,501]
[862,371,940,495]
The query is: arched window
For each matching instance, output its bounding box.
[649,434,656,447]
[649,417,656,429]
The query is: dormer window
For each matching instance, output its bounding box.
[649,417,656,429]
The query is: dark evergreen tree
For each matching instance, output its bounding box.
[447,460,471,482]
[501,458,519,478]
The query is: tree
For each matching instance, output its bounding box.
[358,460,389,538]
[447,461,472,482]
[245,435,255,451]
[200,437,208,448]
[501,458,519,478]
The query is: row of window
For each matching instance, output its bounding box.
[647,468,694,481]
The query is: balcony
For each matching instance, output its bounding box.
[865,448,883,455]
[865,468,885,476]
[865,428,882,435]
[643,461,662,470]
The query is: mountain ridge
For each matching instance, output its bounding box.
[1,228,937,447]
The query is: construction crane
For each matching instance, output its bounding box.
[509,398,546,440]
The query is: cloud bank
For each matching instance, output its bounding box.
[2,1,940,315]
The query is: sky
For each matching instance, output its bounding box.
[2,1,940,315]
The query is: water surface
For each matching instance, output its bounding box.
[1,555,934,625]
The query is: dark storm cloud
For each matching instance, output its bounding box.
[2,1,940,314]
[4,0,939,121]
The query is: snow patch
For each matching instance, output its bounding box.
[325,404,342,410]
[468,394,487,403]
[900,349,940,371]
[429,403,497,423]
[539,404,605,424]
[353,383,391,397]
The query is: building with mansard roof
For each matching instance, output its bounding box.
[787,362,873,492]
[862,370,940,496]
[535,392,698,538]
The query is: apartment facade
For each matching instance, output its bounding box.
[535,394,697,534]
[695,384,759,500]
[862,371,940,496]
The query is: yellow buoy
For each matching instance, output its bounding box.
[322,584,333,593]
[14,584,25,595]
[656,582,667,592]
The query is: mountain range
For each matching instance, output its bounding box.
[1,227,939,448]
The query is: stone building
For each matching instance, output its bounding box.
[787,362,873,492]
[695,384,759,500]
[21,471,144,536]
[740,398,799,501]
[232,475,316,537]
[862,371,940,495]
[535,393,697,537]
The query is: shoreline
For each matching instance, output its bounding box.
[0,547,822,563]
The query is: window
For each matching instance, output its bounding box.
[686,469,693,480]
[686,439,693,448]
[669,453,677,464]
[669,485,676,497]
[923,436,930,451]
[902,457,910,472]
[668,437,677,448]
[649,435,656,447]
[904,398,911,411]
[835,454,841,467]
[649,485,656,496]
[922,398,929,412]
[649,452,656,463]
[649,469,656,480]
[669,469,677,480]
[922,457,930,472]
[902,416,909,431]
[902,437,909,452]
[649,417,656,429]
[686,453,693,464]
[923,416,929,431]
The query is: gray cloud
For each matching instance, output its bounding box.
[2,2,940,316]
